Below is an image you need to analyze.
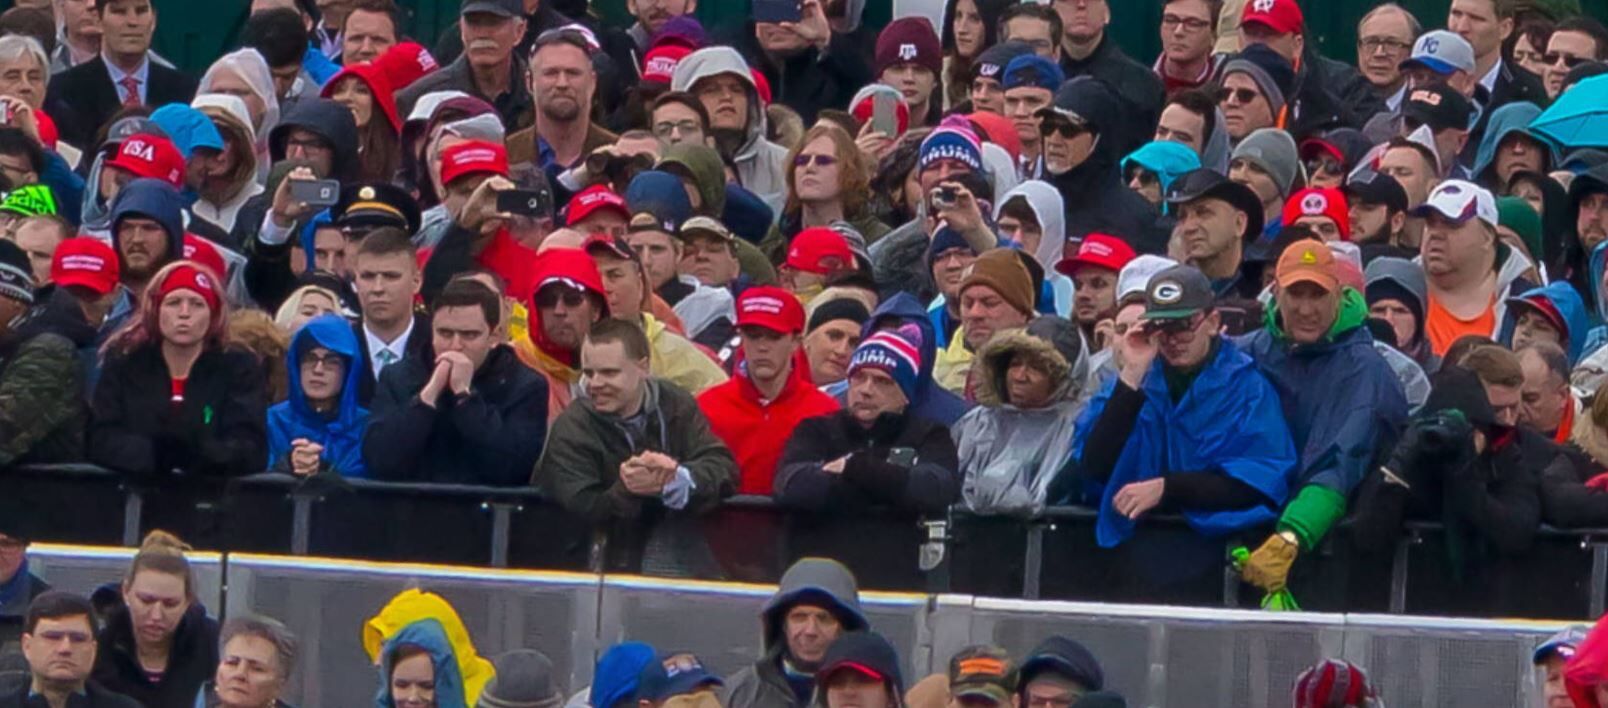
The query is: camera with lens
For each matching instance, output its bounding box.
[587,151,655,187]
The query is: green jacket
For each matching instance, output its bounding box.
[534,379,737,522]
[0,332,85,467]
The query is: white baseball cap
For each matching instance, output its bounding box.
[1414,179,1498,228]
[1116,254,1179,303]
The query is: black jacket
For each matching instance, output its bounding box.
[1058,36,1165,158]
[363,345,547,486]
[1296,51,1380,134]
[45,56,197,150]
[0,288,99,466]
[351,313,435,406]
[87,345,267,479]
[1541,441,1608,528]
[773,411,960,516]
[91,604,219,708]
[713,23,873,126]
[0,679,141,708]
[1047,78,1169,255]
[395,55,534,137]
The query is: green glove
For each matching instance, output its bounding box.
[1278,484,1347,550]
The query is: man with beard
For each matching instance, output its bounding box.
[1345,171,1413,262]
[102,179,185,342]
[508,28,617,177]
[1055,234,1135,345]
[517,248,610,425]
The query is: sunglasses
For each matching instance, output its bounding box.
[1039,116,1087,139]
[1546,52,1589,69]
[1152,313,1205,336]
[1219,87,1262,105]
[534,287,588,309]
[1305,157,1343,176]
[1124,165,1158,186]
[793,153,838,168]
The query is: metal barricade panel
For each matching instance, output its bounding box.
[225,555,601,708]
[26,545,224,614]
[1342,616,1565,708]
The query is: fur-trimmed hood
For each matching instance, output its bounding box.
[972,316,1087,408]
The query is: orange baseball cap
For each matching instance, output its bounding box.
[1275,239,1338,292]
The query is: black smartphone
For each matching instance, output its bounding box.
[887,447,917,467]
[497,189,551,218]
[289,179,340,208]
[752,0,802,24]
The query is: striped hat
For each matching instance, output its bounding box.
[0,239,34,305]
[848,325,924,402]
[1292,659,1381,708]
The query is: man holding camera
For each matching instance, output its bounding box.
[1062,265,1295,578]
[420,140,541,303]
[869,126,1002,303]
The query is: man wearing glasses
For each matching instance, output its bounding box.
[1541,17,1608,100]
[1154,0,1223,97]
[1034,78,1167,255]
[12,592,141,708]
[1064,262,1295,563]
[1355,4,1421,111]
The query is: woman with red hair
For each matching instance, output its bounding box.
[322,63,402,183]
[89,260,267,478]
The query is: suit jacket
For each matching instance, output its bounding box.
[352,312,434,406]
[46,55,197,151]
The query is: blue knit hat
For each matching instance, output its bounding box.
[1002,55,1063,92]
[925,225,976,271]
[918,126,984,174]
[848,324,925,402]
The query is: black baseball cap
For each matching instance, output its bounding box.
[1164,168,1265,242]
[332,182,422,235]
[461,0,522,18]
[1402,83,1473,133]
[1141,265,1215,321]
[1344,170,1410,214]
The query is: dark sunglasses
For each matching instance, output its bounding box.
[1305,157,1343,175]
[1218,87,1261,104]
[534,287,588,309]
[1152,313,1204,335]
[1039,116,1087,139]
[1545,52,1589,69]
[1124,165,1158,186]
[793,153,838,168]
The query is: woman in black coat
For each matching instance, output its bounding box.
[89,261,267,479]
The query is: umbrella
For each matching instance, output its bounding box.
[1531,74,1608,150]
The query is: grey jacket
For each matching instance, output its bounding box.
[721,560,867,708]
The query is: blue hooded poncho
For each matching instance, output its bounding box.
[1071,337,1297,547]
[267,314,370,477]
[376,619,467,708]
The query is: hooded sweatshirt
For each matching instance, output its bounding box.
[375,619,469,708]
[363,589,491,707]
[190,95,265,236]
[1237,288,1409,548]
[1364,256,1439,373]
[721,559,868,708]
[993,181,1074,316]
[1499,280,1593,365]
[109,178,186,276]
[1119,141,1201,215]
[321,63,402,135]
[810,632,905,708]
[267,98,361,182]
[1045,79,1168,255]
[954,317,1091,516]
[267,315,370,478]
[1471,102,1547,190]
[671,48,791,211]
[859,294,972,426]
[1566,614,1608,707]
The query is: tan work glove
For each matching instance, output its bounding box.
[1241,531,1299,592]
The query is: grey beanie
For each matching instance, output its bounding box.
[478,650,563,708]
[1231,128,1300,198]
[1220,58,1286,118]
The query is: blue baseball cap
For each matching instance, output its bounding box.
[637,653,724,703]
[1399,30,1475,76]
[1533,625,1591,665]
[1001,54,1064,92]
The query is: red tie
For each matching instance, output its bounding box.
[119,75,140,107]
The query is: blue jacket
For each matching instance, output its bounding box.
[1471,102,1547,188]
[302,45,340,86]
[375,619,466,708]
[1072,337,1297,547]
[1501,280,1595,365]
[861,293,971,426]
[1236,289,1408,495]
[267,315,370,478]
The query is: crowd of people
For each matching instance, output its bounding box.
[2,0,1608,650]
[4,544,1608,708]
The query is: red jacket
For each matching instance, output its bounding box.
[697,360,839,495]
[1568,614,1608,706]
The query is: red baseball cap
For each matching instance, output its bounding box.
[51,237,119,295]
[182,234,229,281]
[566,185,630,227]
[105,133,185,189]
[582,232,637,262]
[1241,0,1304,35]
[735,286,805,334]
[641,44,692,84]
[373,42,439,93]
[439,140,509,186]
[1282,187,1351,241]
[1054,233,1136,277]
[785,227,855,275]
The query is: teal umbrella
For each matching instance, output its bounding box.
[1532,75,1608,150]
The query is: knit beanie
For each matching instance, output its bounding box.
[1496,196,1544,264]
[919,125,985,173]
[1220,43,1292,116]
[960,248,1035,318]
[875,17,942,77]
[849,324,925,402]
[926,225,977,270]
[808,297,871,333]
[0,239,33,306]
[478,650,562,708]
[0,184,58,218]
[1232,128,1300,198]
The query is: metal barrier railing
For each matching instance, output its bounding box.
[4,464,1603,619]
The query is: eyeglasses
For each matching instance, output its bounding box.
[1161,14,1211,31]
[285,136,331,155]
[301,351,346,371]
[535,287,588,309]
[793,153,838,168]
[1218,87,1261,105]
[1358,37,1412,54]
[1546,51,1589,69]
[653,120,702,137]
